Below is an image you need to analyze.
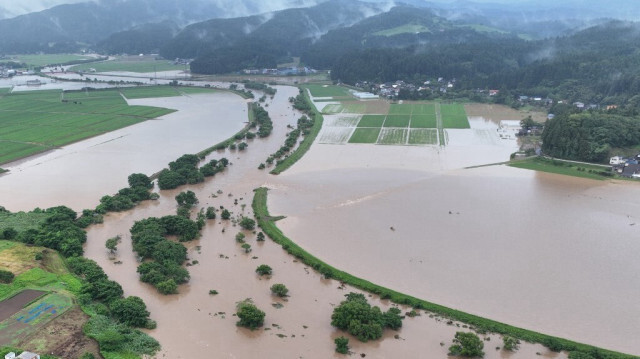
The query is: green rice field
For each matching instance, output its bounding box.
[383,115,410,128]
[0,87,179,164]
[349,128,381,143]
[441,103,470,128]
[410,115,437,128]
[357,115,386,128]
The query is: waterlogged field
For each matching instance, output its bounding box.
[378,128,408,145]
[302,84,352,98]
[70,57,184,73]
[0,87,178,164]
[409,128,439,145]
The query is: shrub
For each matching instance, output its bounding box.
[0,269,15,283]
[209,289,218,295]
[256,232,265,241]
[448,332,484,357]
[239,217,256,230]
[156,279,178,295]
[543,337,564,352]
[221,209,231,220]
[241,243,252,253]
[270,283,289,297]
[335,336,349,354]
[236,300,265,329]
[109,296,151,327]
[235,232,246,243]
[256,264,272,276]
[205,207,216,219]
[503,335,519,351]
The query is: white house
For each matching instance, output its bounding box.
[17,353,39,359]
[5,353,16,359]
[610,156,625,165]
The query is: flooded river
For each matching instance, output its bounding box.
[0,78,634,357]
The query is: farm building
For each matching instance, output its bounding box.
[497,120,521,139]
[353,92,379,99]
[4,353,40,359]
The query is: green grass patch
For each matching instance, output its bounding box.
[12,54,92,67]
[410,115,437,128]
[378,128,408,145]
[357,115,385,128]
[71,58,183,73]
[455,24,508,34]
[389,104,413,115]
[440,104,470,129]
[383,115,410,128]
[270,89,324,175]
[0,88,11,95]
[508,157,613,181]
[348,128,381,144]
[252,187,637,359]
[374,24,431,37]
[409,129,438,145]
[120,86,183,99]
[0,211,51,233]
[0,88,175,164]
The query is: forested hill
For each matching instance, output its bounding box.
[329,20,640,108]
[161,0,386,62]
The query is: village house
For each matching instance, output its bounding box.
[4,352,40,359]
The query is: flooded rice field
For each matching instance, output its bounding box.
[0,91,247,211]
[1,80,635,357]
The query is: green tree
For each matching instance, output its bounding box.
[221,209,231,220]
[105,235,120,254]
[448,332,484,357]
[110,296,151,327]
[239,217,256,230]
[270,283,289,297]
[236,299,265,329]
[128,173,153,189]
[235,232,246,243]
[331,292,387,342]
[241,243,252,253]
[256,264,272,276]
[175,190,198,207]
[256,232,265,241]
[205,207,216,219]
[335,336,349,354]
[156,278,178,294]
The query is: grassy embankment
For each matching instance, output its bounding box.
[270,87,324,174]
[509,157,617,181]
[252,187,637,359]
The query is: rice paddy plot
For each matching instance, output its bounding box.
[321,103,366,114]
[0,142,48,164]
[412,103,436,115]
[408,129,439,145]
[441,104,470,129]
[349,128,381,144]
[378,128,408,145]
[383,115,410,128]
[318,127,354,144]
[389,104,413,114]
[410,115,437,128]
[325,117,360,127]
[357,115,386,128]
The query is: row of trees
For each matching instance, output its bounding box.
[97,173,157,213]
[252,104,273,138]
[157,154,229,190]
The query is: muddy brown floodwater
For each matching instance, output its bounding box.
[1,80,626,358]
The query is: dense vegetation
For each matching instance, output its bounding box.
[96,173,157,213]
[130,216,201,294]
[331,292,403,342]
[157,154,228,190]
[542,112,640,162]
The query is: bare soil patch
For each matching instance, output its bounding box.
[20,306,102,359]
[0,290,46,322]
